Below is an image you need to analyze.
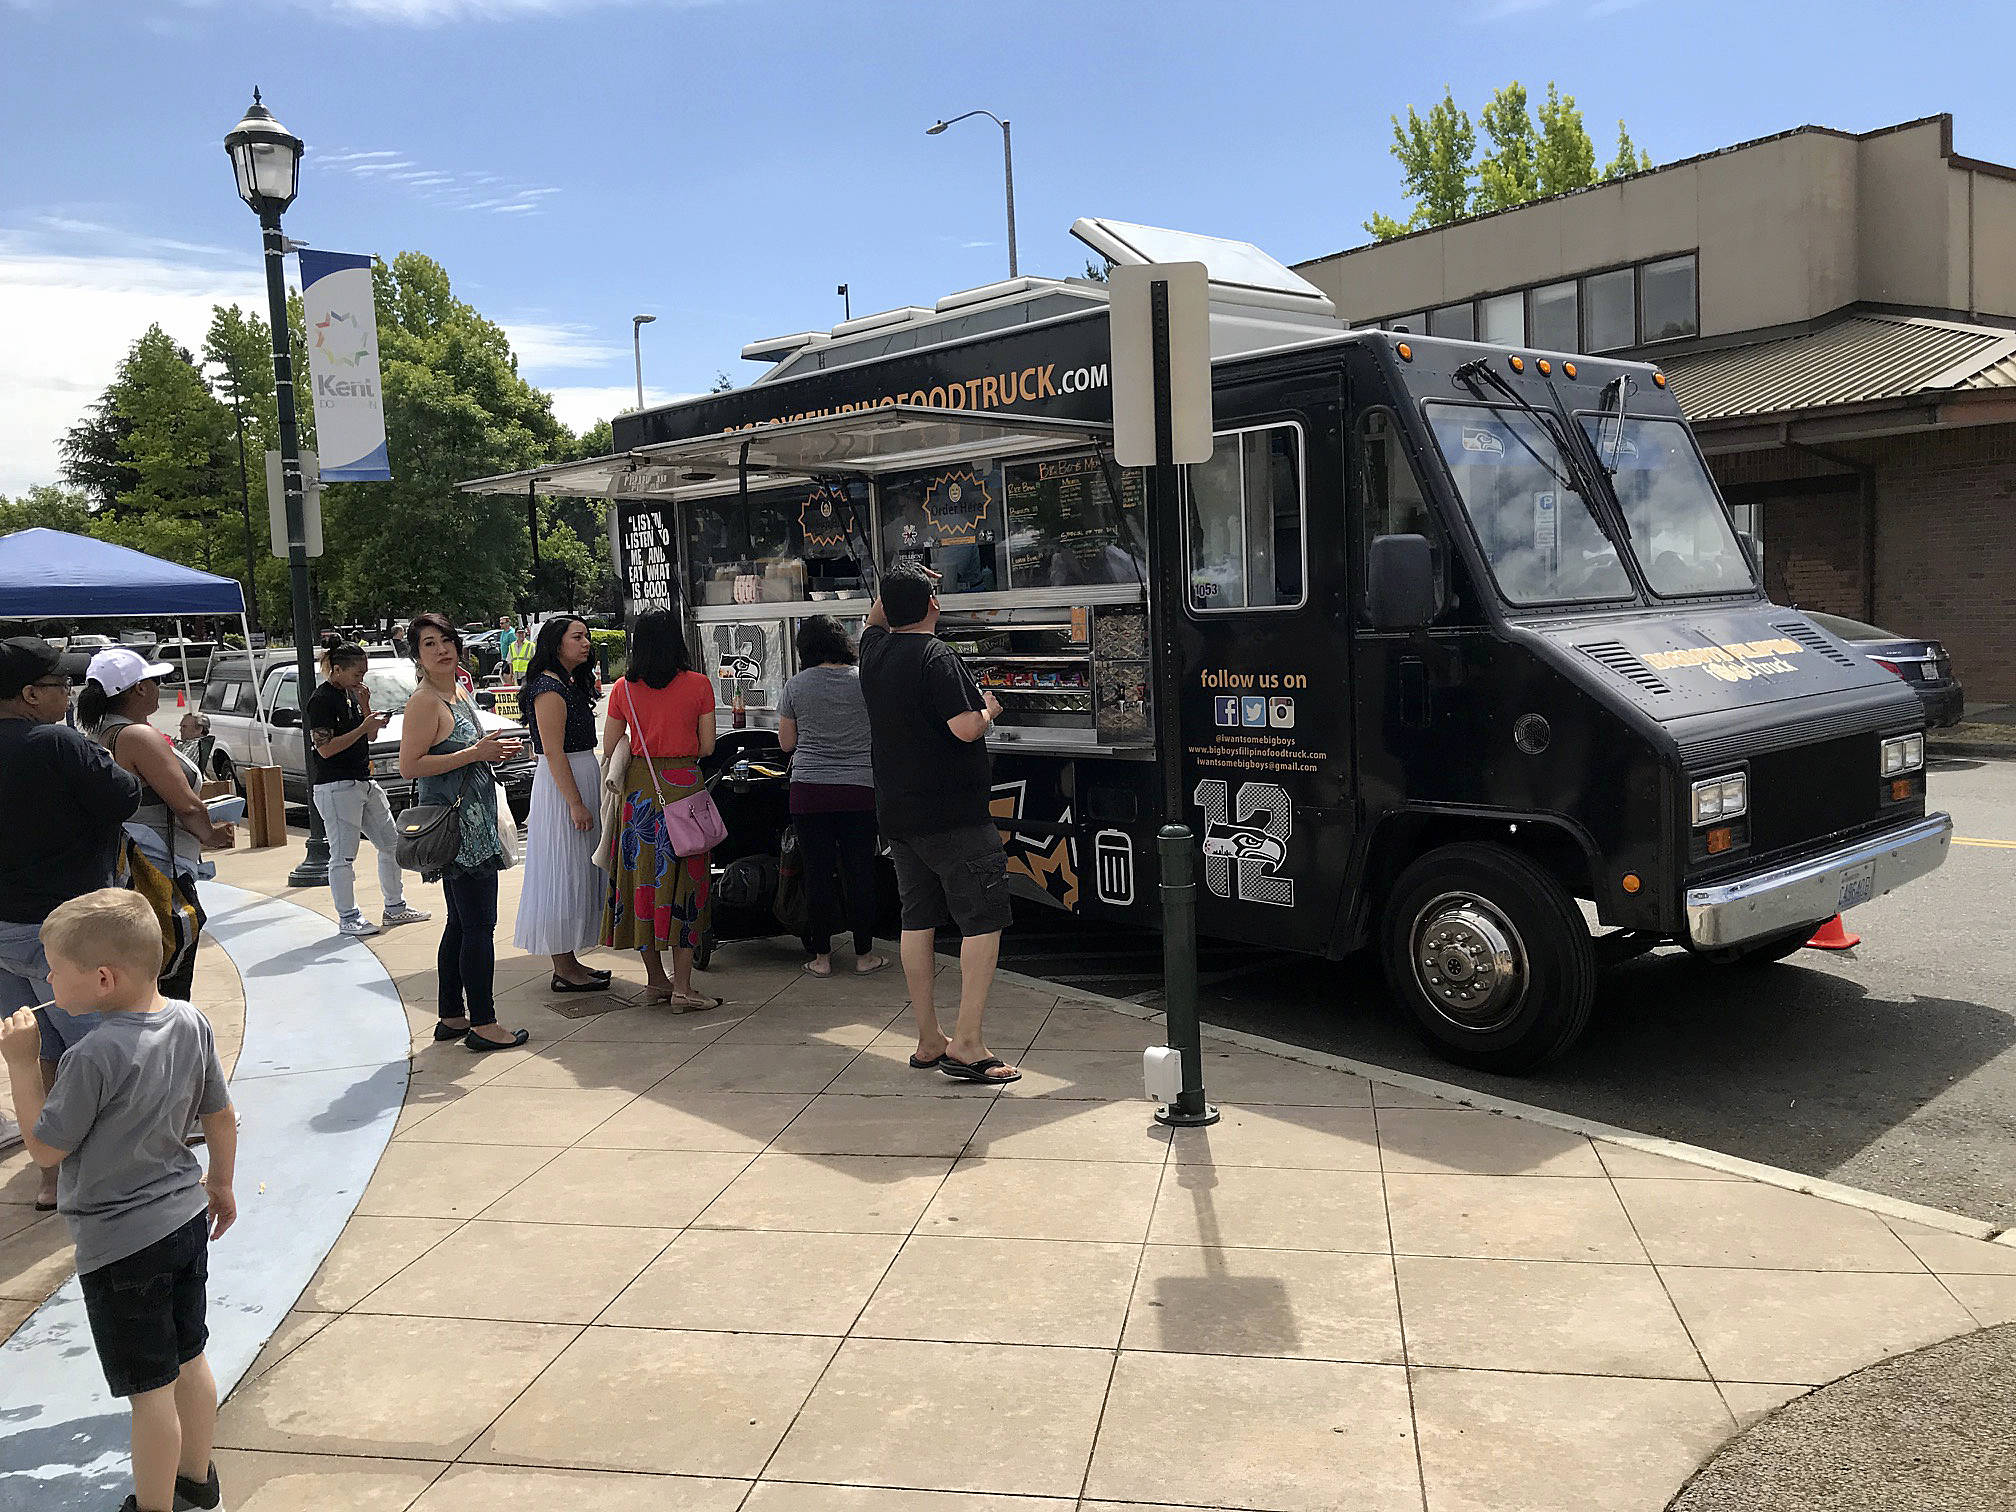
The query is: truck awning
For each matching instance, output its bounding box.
[459,405,1112,500]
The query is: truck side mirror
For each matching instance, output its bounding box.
[1367,534,1437,631]
[270,707,301,729]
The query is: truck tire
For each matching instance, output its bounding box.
[1381,842,1597,1073]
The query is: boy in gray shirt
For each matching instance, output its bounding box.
[1,888,237,1512]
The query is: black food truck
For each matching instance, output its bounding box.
[464,219,1951,1071]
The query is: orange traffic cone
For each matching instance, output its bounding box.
[1806,915,1861,950]
[176,687,186,707]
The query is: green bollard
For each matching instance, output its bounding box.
[1155,823,1219,1128]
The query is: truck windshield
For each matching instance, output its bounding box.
[1580,415,1756,597]
[361,663,416,714]
[1426,404,1632,605]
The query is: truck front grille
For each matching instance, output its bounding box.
[1745,734,1882,857]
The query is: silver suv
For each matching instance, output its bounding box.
[199,650,537,820]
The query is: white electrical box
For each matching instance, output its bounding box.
[1143,1045,1184,1103]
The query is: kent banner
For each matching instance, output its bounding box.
[297,249,390,481]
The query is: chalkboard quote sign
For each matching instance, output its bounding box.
[1006,454,1146,588]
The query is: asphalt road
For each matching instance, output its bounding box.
[997,755,2016,1231]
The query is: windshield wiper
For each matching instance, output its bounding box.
[1452,360,1582,496]
[1457,358,1637,555]
[1595,374,1637,473]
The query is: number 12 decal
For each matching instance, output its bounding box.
[1194,779,1295,907]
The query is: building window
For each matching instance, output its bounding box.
[1640,254,1699,342]
[1528,281,1578,351]
[1185,422,1306,613]
[1582,267,1636,351]
[1388,312,1426,334]
[1479,291,1525,347]
[1428,303,1475,340]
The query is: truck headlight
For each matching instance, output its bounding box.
[1691,772,1747,826]
[1881,733,1925,776]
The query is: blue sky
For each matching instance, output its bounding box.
[2,0,2012,493]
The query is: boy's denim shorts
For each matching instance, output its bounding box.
[79,1212,210,1398]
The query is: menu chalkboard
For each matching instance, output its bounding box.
[1006,455,1146,588]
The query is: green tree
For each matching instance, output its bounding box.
[1474,83,1539,214]
[1602,120,1655,180]
[112,327,240,572]
[0,483,94,536]
[1363,87,1476,237]
[200,304,287,631]
[1535,83,1598,196]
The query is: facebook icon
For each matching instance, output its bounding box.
[1214,696,1241,727]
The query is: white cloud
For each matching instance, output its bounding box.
[543,385,698,436]
[318,0,652,21]
[500,320,626,370]
[315,147,562,214]
[0,232,265,497]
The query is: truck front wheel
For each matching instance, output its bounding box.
[1381,843,1597,1073]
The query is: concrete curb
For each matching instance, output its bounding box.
[996,965,2010,1248]
[1929,734,2016,762]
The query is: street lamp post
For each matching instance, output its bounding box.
[837,283,851,320]
[225,88,327,887]
[927,109,1018,279]
[631,313,656,412]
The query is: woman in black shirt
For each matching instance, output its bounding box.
[309,644,430,939]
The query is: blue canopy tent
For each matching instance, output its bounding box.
[0,528,272,757]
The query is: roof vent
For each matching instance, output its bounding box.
[1774,619,1858,669]
[1578,641,1671,695]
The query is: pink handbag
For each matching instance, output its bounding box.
[630,687,727,859]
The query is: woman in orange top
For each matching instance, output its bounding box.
[601,611,719,1008]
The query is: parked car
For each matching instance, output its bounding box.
[463,627,507,679]
[1805,611,1964,728]
[55,633,114,684]
[154,638,215,685]
[198,650,537,819]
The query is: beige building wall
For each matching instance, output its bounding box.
[1298,116,2001,337]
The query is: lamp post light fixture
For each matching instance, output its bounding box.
[837,283,851,321]
[927,109,1018,279]
[631,313,656,412]
[225,88,328,887]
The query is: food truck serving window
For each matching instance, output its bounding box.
[880,463,1009,594]
[689,481,873,607]
[1578,415,1756,598]
[1184,422,1307,612]
[1427,403,1631,607]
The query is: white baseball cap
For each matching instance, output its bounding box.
[85,646,177,697]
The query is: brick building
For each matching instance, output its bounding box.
[1295,115,2016,701]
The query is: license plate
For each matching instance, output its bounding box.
[1837,860,1876,912]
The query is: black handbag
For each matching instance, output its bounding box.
[395,768,471,873]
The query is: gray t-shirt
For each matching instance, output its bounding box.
[35,1001,230,1275]
[777,665,875,789]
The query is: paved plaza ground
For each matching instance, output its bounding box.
[5,838,2016,1511]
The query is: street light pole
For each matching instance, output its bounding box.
[926,109,1019,279]
[226,89,327,886]
[631,313,656,412]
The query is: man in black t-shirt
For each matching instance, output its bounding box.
[857,564,1019,1085]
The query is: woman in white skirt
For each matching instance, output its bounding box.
[512,616,614,993]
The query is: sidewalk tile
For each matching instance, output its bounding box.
[1194,1050,1377,1108]
[471,1326,837,1477]
[1124,1247,1404,1363]
[488,1037,702,1092]
[1,1298,33,1339]
[0,1148,41,1203]
[558,1005,745,1044]
[1396,1255,1708,1378]
[1007,1050,1152,1101]
[481,1147,754,1228]
[1371,1081,1467,1109]
[922,1157,1162,1243]
[773,1094,991,1157]
[1614,1179,1923,1271]
[356,1219,672,1324]
[858,1234,1140,1347]
[1029,1005,1164,1051]
[717,999,902,1048]
[1942,1271,2016,1325]
[1385,1174,1646,1263]
[1595,1144,1745,1181]
[967,1098,1173,1163]
[411,1464,747,1509]
[1885,1217,2016,1276]
[209,1449,445,1510]
[1718,1381,1808,1428]
[1086,1351,1420,1512]
[769,1337,1111,1497]
[242,1310,338,1385]
[1411,1367,1733,1512]
[0,1214,76,1299]
[1166,1104,1379,1171]
[1659,1267,1977,1383]
[298,1215,463,1312]
[829,1043,1015,1097]
[0,1203,46,1242]
[355,1143,563,1219]
[1148,1165,1389,1253]
[695,1153,954,1233]
[394,1085,641,1147]
[601,1228,902,1335]
[1377,1108,1606,1177]
[577,1091,816,1152]
[746,1487,1072,1511]
[217,1313,578,1460]
[659,1042,861,1095]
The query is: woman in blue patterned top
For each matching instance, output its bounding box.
[397,612,529,1052]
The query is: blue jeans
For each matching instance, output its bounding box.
[0,918,95,1062]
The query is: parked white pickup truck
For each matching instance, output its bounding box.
[198,650,536,821]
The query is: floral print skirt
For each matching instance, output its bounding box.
[602,754,713,952]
